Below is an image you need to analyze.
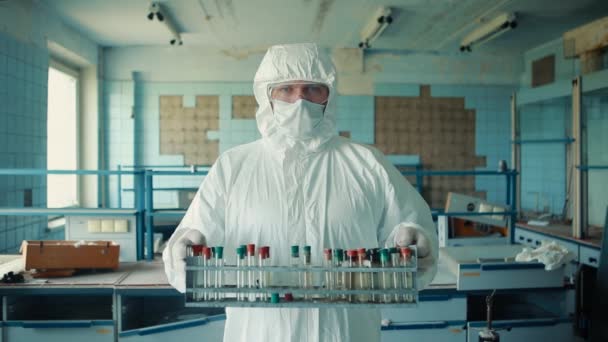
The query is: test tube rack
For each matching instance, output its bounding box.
[185,248,419,308]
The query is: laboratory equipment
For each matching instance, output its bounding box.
[346,249,357,302]
[333,248,346,300]
[401,247,413,302]
[184,244,418,308]
[291,245,301,297]
[380,248,392,303]
[259,246,270,301]
[213,246,224,300]
[357,248,369,302]
[247,244,256,301]
[303,246,312,299]
[236,246,245,301]
[367,248,378,303]
[323,248,334,300]
[390,247,401,302]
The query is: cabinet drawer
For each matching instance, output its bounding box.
[382,294,466,322]
[579,246,600,267]
[382,321,466,342]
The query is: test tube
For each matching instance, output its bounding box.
[323,248,333,301]
[400,247,413,303]
[259,246,270,302]
[202,247,212,301]
[390,247,401,302]
[247,244,256,302]
[379,249,392,303]
[333,249,345,300]
[303,246,312,300]
[191,245,204,301]
[213,246,224,300]
[236,246,245,301]
[346,250,357,302]
[291,246,301,294]
[357,248,369,302]
[367,248,378,303]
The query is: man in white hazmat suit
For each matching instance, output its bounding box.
[163,43,438,342]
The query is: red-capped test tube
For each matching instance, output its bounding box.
[346,249,358,302]
[357,248,369,302]
[400,247,413,303]
[247,244,256,302]
[190,245,204,301]
[202,247,212,301]
[323,248,333,301]
[259,246,270,301]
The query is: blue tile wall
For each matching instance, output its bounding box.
[105,81,514,210]
[584,93,608,226]
[518,97,570,215]
[0,32,49,253]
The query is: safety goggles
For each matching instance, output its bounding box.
[268,81,329,105]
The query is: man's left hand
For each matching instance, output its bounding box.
[392,223,431,258]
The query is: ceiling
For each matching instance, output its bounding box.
[39,0,608,55]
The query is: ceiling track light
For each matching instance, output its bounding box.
[460,12,517,52]
[358,7,393,49]
[147,2,183,45]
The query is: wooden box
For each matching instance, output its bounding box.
[21,240,120,271]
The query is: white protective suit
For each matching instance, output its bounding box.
[164,43,438,342]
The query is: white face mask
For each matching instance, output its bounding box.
[272,99,325,138]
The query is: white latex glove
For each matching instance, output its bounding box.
[391,223,431,258]
[162,229,206,292]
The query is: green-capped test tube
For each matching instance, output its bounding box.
[291,246,301,295]
[303,246,312,300]
[379,249,392,303]
[236,246,246,301]
[213,246,224,300]
[333,248,345,300]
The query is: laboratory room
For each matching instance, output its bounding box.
[2,0,608,341]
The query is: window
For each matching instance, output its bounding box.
[47,65,78,208]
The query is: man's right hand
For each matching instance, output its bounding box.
[162,229,206,292]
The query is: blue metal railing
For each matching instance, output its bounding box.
[1,167,518,260]
[0,168,147,260]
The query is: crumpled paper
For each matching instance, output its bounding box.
[515,240,575,271]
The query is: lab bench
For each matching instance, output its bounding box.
[515,223,602,268]
[0,252,576,341]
